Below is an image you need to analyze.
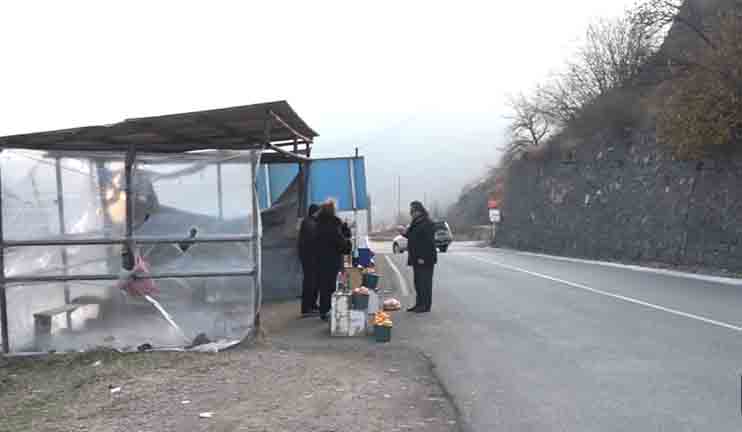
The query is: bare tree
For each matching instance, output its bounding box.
[529,13,662,129]
[504,93,554,157]
[656,6,742,157]
[632,0,713,49]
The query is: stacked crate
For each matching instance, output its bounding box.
[330,267,382,337]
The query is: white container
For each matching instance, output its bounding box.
[331,292,352,336]
[367,290,380,314]
[348,310,367,336]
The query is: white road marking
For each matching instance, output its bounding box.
[467,254,742,333]
[385,255,410,297]
[511,249,742,286]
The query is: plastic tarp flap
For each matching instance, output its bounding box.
[0,150,260,353]
[256,163,301,210]
[260,173,303,301]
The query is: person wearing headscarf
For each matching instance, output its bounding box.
[314,200,351,320]
[401,201,437,313]
[298,203,320,315]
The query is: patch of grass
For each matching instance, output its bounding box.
[0,350,209,432]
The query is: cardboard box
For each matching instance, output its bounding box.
[347,268,363,290]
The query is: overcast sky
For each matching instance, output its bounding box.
[0,1,636,224]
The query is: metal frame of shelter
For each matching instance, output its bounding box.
[0,100,318,353]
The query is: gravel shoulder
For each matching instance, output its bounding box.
[1,293,459,432]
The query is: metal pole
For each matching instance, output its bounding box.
[217,162,224,221]
[349,158,358,256]
[95,161,117,275]
[298,162,306,217]
[124,144,136,269]
[264,165,272,208]
[4,269,257,284]
[251,155,261,331]
[0,152,9,353]
[55,157,72,329]
[4,234,257,247]
[252,115,272,331]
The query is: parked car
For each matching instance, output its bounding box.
[392,220,454,254]
[433,220,454,252]
[392,233,408,254]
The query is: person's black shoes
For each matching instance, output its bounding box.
[301,306,321,316]
[406,305,419,312]
[320,313,330,321]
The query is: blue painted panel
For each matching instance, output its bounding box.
[256,165,269,209]
[353,158,368,209]
[308,157,368,211]
[269,163,300,202]
[308,159,353,210]
[257,157,368,211]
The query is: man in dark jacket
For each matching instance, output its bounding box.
[402,201,437,313]
[299,204,320,315]
[314,200,350,321]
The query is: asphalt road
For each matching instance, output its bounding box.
[376,241,742,431]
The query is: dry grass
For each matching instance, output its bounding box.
[0,336,458,432]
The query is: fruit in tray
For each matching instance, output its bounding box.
[374,311,392,326]
[382,298,401,311]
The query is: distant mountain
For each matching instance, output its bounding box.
[313,110,505,225]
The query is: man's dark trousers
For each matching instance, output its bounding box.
[413,264,434,311]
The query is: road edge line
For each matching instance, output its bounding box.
[506,249,742,286]
[468,254,742,333]
[384,255,410,297]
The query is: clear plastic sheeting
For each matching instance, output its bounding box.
[1,150,127,240]
[0,150,260,353]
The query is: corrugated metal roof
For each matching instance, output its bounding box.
[0,100,318,153]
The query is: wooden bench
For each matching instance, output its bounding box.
[34,302,99,337]
[33,304,80,337]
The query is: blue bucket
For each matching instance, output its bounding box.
[358,248,374,267]
[374,325,391,343]
[363,273,380,290]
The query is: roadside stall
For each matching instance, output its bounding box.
[329,244,401,342]
[0,101,317,354]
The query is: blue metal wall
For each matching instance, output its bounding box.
[257,157,368,211]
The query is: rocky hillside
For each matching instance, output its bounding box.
[453,0,742,271]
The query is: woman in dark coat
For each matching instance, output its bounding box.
[298,203,320,315]
[402,201,437,313]
[314,200,351,321]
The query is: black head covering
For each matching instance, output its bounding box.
[410,201,427,215]
[308,204,320,217]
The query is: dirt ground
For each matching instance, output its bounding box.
[0,301,460,432]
